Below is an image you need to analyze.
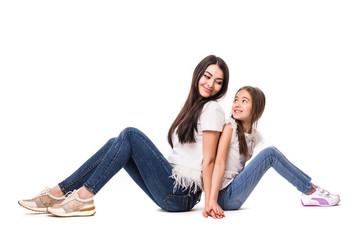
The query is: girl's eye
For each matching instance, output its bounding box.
[216,81,223,85]
[242,100,247,103]
[234,99,238,103]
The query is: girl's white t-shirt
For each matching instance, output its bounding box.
[167,100,225,192]
[220,118,264,190]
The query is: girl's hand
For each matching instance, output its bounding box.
[209,201,225,219]
[210,202,225,218]
[202,202,225,219]
[202,205,216,218]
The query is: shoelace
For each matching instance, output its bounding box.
[62,191,77,204]
[36,187,51,197]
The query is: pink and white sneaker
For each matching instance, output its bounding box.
[301,187,340,206]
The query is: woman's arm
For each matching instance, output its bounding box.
[207,123,232,218]
[202,130,221,218]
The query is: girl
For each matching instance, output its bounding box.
[203,86,340,219]
[18,55,229,217]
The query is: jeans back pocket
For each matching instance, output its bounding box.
[162,192,201,212]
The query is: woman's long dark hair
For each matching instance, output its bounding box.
[167,55,229,148]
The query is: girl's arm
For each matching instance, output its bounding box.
[203,123,232,219]
[202,130,221,218]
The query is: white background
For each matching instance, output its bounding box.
[1,0,359,239]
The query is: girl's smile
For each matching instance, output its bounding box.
[232,89,252,132]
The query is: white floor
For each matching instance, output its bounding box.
[9,170,358,240]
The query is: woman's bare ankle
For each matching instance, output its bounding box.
[77,186,94,200]
[50,185,64,197]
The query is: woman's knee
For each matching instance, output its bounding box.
[116,127,139,140]
[107,137,116,145]
[121,127,136,134]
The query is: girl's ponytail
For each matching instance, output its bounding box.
[234,118,250,159]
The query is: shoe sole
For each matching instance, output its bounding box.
[18,201,47,213]
[47,208,96,217]
[48,210,96,217]
[301,199,340,207]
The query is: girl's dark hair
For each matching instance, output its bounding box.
[167,55,229,148]
[232,86,266,159]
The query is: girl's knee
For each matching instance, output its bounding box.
[256,146,281,165]
[262,146,279,155]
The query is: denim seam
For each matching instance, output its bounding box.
[87,134,128,195]
[229,153,272,194]
[163,194,190,212]
[58,183,66,195]
[273,155,311,193]
[60,157,103,193]
[129,131,172,176]
[87,130,172,195]
[230,151,310,194]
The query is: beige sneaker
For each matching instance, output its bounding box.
[18,187,65,212]
[47,190,95,217]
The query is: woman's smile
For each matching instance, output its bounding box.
[198,64,224,98]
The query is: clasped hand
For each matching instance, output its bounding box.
[202,201,225,219]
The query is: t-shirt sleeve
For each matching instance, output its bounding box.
[199,101,225,132]
[252,129,268,157]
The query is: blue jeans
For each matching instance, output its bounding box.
[217,146,312,210]
[58,127,201,212]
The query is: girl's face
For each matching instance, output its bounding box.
[198,64,224,98]
[232,89,253,123]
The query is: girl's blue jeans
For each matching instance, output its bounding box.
[58,127,201,212]
[217,146,313,210]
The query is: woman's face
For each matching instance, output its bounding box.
[232,89,253,123]
[198,64,224,98]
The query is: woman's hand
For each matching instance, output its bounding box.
[202,201,225,219]
[202,204,216,218]
[202,125,232,220]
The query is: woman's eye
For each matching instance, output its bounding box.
[204,74,210,79]
[234,99,238,103]
[242,100,247,103]
[216,81,223,85]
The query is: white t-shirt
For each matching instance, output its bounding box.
[167,100,225,192]
[220,118,264,190]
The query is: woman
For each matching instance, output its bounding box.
[18,55,229,217]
